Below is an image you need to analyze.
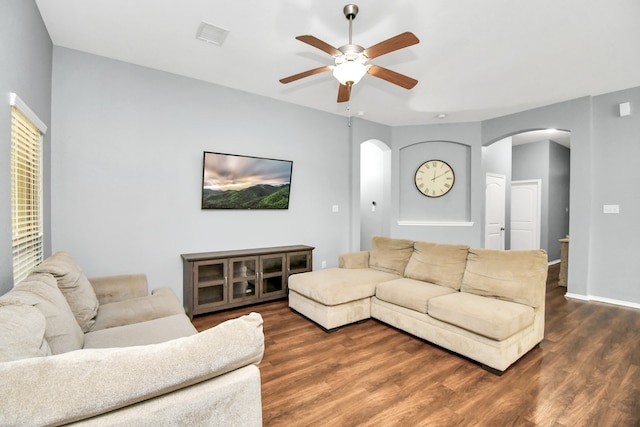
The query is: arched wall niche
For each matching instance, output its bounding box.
[399,140,471,223]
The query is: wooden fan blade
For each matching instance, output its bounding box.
[364,32,419,60]
[337,83,351,103]
[279,66,331,84]
[296,35,342,57]
[367,65,418,89]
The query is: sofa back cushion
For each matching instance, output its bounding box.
[461,248,548,308]
[368,236,414,276]
[0,303,52,362]
[404,241,470,290]
[0,273,84,354]
[33,251,99,332]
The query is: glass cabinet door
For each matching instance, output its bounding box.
[194,260,227,310]
[229,256,258,302]
[288,251,311,274]
[260,254,286,298]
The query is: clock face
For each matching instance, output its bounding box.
[414,160,455,198]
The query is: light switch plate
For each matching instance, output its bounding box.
[603,204,620,214]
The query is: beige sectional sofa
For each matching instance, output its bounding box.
[289,236,548,373]
[0,252,265,426]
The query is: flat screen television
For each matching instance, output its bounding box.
[202,151,293,209]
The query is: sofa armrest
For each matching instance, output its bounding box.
[339,251,370,269]
[75,365,263,426]
[89,274,149,305]
[0,312,264,427]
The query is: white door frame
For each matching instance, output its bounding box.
[485,173,506,250]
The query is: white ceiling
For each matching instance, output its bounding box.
[35,0,640,127]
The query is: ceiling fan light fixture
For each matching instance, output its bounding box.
[333,60,367,86]
[279,5,419,103]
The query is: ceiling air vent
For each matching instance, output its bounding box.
[196,21,229,46]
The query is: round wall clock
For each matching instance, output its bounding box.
[414,159,455,198]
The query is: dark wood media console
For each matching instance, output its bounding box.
[181,245,314,318]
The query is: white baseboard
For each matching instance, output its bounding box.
[565,293,640,310]
[564,293,589,301]
[396,221,474,227]
[548,259,560,265]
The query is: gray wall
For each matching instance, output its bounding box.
[483,90,640,305]
[548,141,570,260]
[0,0,52,294]
[350,119,392,252]
[50,47,353,301]
[589,87,640,303]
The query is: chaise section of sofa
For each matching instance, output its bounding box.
[289,237,414,330]
[0,251,265,425]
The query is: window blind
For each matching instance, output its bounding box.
[11,105,44,285]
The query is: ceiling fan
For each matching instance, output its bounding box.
[279,4,420,103]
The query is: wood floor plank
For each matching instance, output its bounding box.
[193,265,640,426]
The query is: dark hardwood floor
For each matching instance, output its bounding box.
[192,264,640,426]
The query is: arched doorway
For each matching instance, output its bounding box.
[483,129,570,262]
[359,140,391,250]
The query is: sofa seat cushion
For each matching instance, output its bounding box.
[369,236,415,275]
[0,273,84,354]
[375,278,457,314]
[404,241,470,290]
[288,268,400,306]
[0,303,52,362]
[84,314,197,348]
[427,292,535,341]
[91,287,186,331]
[33,251,100,332]
[461,248,548,308]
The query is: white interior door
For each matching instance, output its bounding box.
[485,174,506,250]
[511,180,541,250]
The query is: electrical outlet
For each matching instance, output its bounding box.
[321,261,327,269]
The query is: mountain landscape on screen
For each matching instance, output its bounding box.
[202,152,293,210]
[202,184,291,209]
